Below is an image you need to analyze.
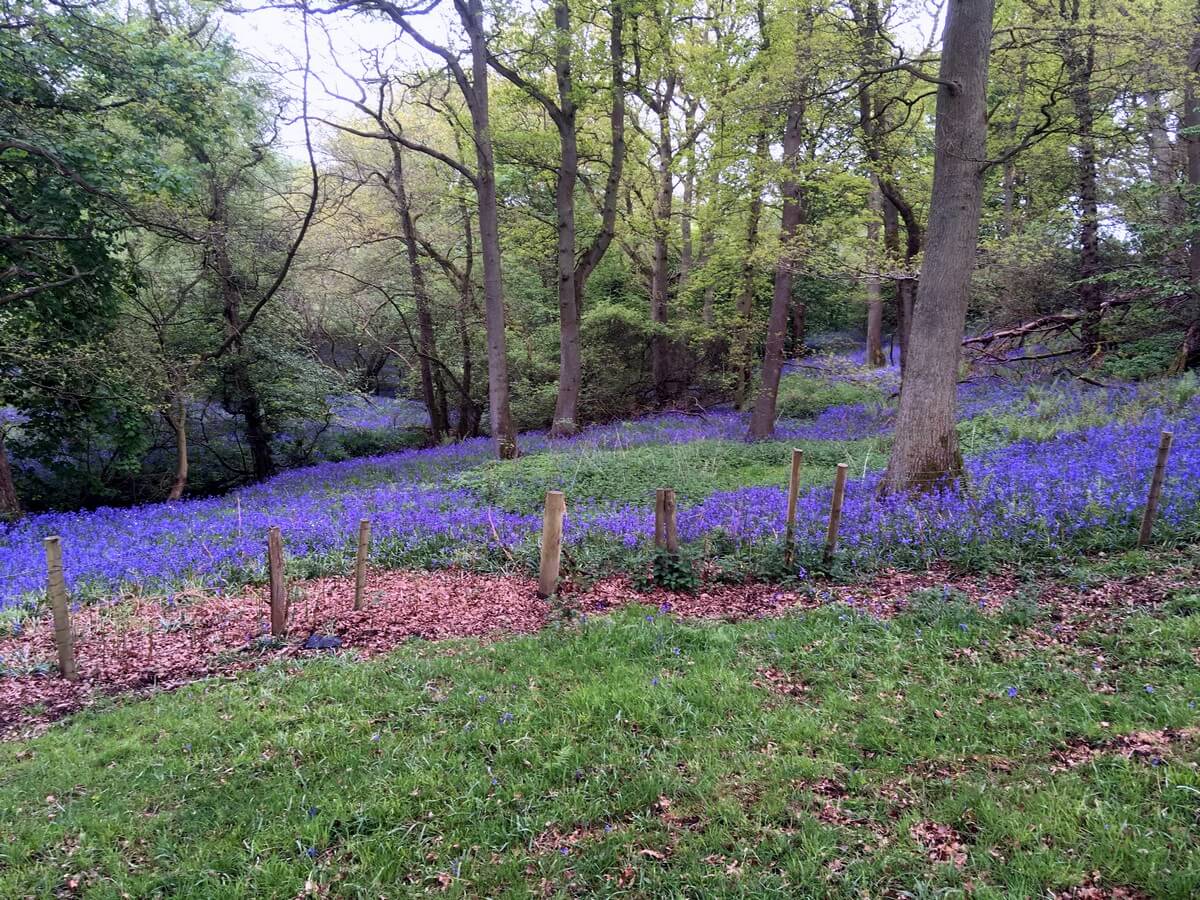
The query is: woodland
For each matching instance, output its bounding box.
[3,0,1200,895]
[3,0,1199,514]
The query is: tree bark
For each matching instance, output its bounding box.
[0,430,20,521]
[865,177,885,367]
[547,0,581,437]
[880,0,994,495]
[166,389,188,501]
[749,94,807,439]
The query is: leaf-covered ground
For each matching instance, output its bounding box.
[1,547,1198,897]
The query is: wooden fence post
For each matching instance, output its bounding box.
[43,536,77,681]
[784,448,803,568]
[823,463,849,564]
[267,526,287,636]
[662,488,680,554]
[538,491,566,598]
[654,488,666,549]
[1137,430,1174,548]
[354,518,371,611]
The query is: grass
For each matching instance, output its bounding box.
[455,438,885,512]
[3,598,1198,897]
[774,375,886,420]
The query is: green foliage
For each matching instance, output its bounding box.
[632,549,700,592]
[774,374,886,420]
[455,438,874,512]
[1098,333,1184,381]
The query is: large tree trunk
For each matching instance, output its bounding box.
[749,95,807,439]
[463,0,518,458]
[865,177,885,367]
[0,430,20,521]
[880,0,994,495]
[1177,17,1200,372]
[548,0,581,437]
[389,143,447,442]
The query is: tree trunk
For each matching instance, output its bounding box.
[679,98,696,283]
[790,296,806,354]
[545,0,582,436]
[0,430,21,521]
[389,143,447,442]
[166,390,189,501]
[880,0,994,495]
[463,0,518,458]
[207,185,275,482]
[881,197,915,368]
[749,95,807,439]
[1177,16,1200,372]
[734,130,770,407]
[865,177,885,367]
[649,82,676,404]
[1000,52,1028,238]
[1062,6,1103,357]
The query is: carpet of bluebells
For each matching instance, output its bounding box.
[2,357,1198,610]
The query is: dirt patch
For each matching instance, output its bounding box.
[1049,727,1200,772]
[909,819,969,868]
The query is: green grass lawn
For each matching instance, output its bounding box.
[455,437,885,512]
[3,595,1198,897]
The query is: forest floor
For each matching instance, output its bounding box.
[3,359,1200,896]
[1,542,1198,897]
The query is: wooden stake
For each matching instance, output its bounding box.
[43,536,77,681]
[267,526,287,636]
[654,488,666,548]
[783,448,804,568]
[354,518,371,610]
[823,463,849,563]
[662,488,680,554]
[538,491,566,598]
[1137,430,1174,548]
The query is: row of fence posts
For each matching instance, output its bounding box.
[37,430,1178,680]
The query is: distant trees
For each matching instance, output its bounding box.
[6,0,1200,513]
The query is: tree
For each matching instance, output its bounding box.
[879,0,995,494]
[1178,2,1200,371]
[311,0,520,457]
[487,0,627,436]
